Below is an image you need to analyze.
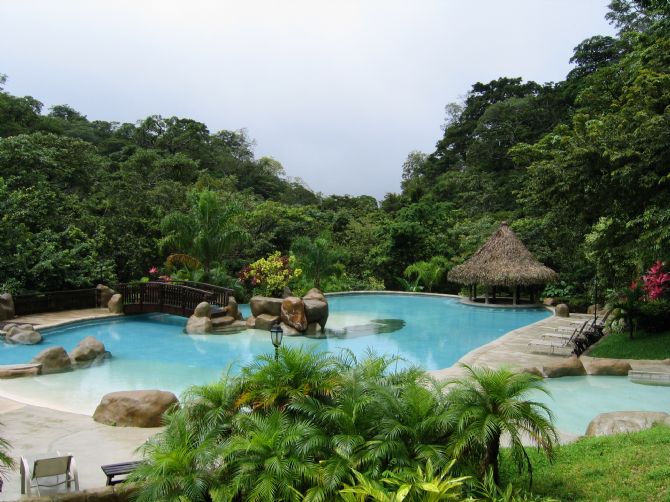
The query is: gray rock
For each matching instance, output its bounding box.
[193,301,211,318]
[250,296,283,317]
[5,325,42,345]
[31,346,72,374]
[543,356,586,378]
[585,411,670,437]
[96,284,115,308]
[108,294,123,314]
[0,293,15,321]
[303,299,329,331]
[555,304,570,317]
[255,314,280,331]
[93,390,179,427]
[282,286,293,298]
[303,288,326,302]
[70,336,109,368]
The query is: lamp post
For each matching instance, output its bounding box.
[270,323,284,361]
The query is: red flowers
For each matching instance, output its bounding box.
[642,260,670,300]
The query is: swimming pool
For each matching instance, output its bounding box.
[0,294,549,415]
[538,376,670,435]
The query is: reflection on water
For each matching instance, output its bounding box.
[314,318,407,339]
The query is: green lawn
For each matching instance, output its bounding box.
[502,425,670,501]
[587,329,670,359]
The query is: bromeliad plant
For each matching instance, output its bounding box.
[238,251,302,298]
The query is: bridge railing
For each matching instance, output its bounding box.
[115,282,220,316]
[14,289,99,316]
[169,281,233,307]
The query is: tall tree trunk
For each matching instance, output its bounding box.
[486,434,501,485]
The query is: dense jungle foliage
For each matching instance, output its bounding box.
[1,0,668,300]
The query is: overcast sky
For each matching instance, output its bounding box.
[1,1,615,199]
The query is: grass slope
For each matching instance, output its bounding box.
[503,425,670,501]
[588,329,670,359]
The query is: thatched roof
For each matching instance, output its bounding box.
[447,222,558,286]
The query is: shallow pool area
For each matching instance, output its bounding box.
[537,375,670,435]
[0,294,550,414]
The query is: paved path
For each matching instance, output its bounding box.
[4,308,120,330]
[0,397,156,500]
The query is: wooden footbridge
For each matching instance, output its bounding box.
[115,281,233,317]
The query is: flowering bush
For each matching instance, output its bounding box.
[239,252,302,297]
[641,261,670,300]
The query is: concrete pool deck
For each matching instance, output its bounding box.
[1,306,669,499]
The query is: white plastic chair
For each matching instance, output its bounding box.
[20,452,79,496]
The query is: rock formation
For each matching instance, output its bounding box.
[246,289,329,334]
[0,293,15,321]
[69,336,110,368]
[542,356,586,378]
[4,324,42,345]
[31,346,72,374]
[96,284,116,308]
[554,304,570,317]
[186,301,213,334]
[93,390,179,427]
[108,294,124,314]
[585,411,670,436]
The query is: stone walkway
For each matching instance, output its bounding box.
[1,307,669,499]
[5,308,120,330]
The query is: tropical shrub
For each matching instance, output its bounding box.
[0,423,14,486]
[130,349,558,501]
[238,251,302,297]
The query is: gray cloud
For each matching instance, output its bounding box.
[0,0,615,198]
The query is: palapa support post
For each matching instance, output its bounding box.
[484,287,489,304]
[513,285,518,305]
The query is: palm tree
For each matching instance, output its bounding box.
[237,346,342,411]
[0,423,14,488]
[403,257,450,293]
[291,235,342,289]
[159,189,248,281]
[446,365,558,486]
[215,410,323,502]
[130,375,241,502]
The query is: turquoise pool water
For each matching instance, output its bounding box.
[538,376,670,435]
[0,294,549,414]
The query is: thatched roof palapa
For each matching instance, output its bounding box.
[448,222,557,287]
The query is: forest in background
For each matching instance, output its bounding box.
[0,0,668,303]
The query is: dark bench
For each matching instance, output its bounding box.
[100,461,143,485]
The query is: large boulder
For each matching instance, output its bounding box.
[186,301,213,333]
[280,322,301,336]
[585,411,670,437]
[250,296,283,317]
[303,299,329,331]
[193,301,211,318]
[245,315,257,329]
[281,297,308,331]
[70,336,109,368]
[108,294,123,314]
[555,304,570,318]
[186,316,213,334]
[587,304,603,315]
[96,284,115,308]
[93,390,178,427]
[5,325,42,345]
[303,288,326,302]
[542,356,586,378]
[225,297,242,320]
[31,346,72,374]
[255,314,280,331]
[586,359,632,376]
[0,293,15,321]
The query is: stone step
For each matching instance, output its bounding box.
[628,370,670,386]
